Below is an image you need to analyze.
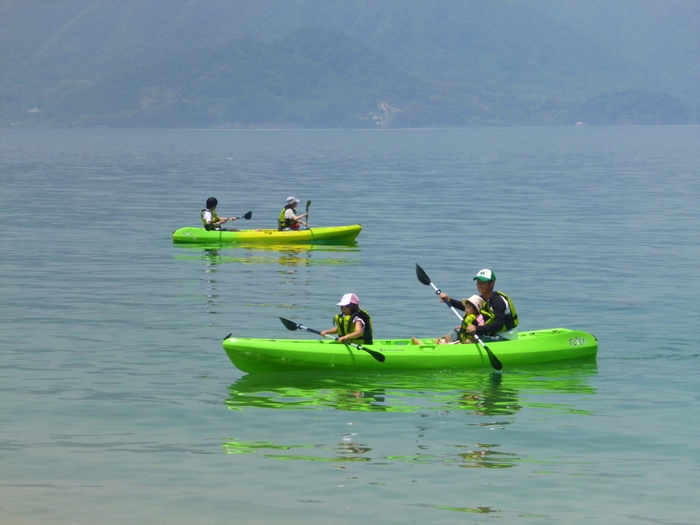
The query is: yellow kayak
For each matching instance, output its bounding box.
[172,224,362,245]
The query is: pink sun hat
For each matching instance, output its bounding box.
[336,293,360,306]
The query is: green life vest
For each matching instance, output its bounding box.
[278,207,298,230]
[333,308,373,345]
[458,313,479,343]
[481,291,519,331]
[201,208,219,230]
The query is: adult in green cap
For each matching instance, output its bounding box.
[439,269,519,341]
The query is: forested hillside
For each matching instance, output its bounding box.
[1,0,697,128]
[516,0,700,106]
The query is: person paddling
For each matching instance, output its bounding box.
[278,196,308,231]
[437,269,519,341]
[321,293,374,344]
[201,197,237,231]
[412,294,484,345]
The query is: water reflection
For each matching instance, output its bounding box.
[202,249,220,313]
[224,365,596,415]
[421,504,501,515]
[174,242,361,267]
[187,245,363,314]
[222,365,597,468]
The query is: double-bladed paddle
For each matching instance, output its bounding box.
[415,263,503,370]
[279,317,385,362]
[305,200,311,228]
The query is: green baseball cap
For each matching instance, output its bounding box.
[473,269,496,282]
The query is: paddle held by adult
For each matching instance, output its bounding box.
[415,263,503,370]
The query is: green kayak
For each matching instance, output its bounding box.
[222,328,598,373]
[172,224,361,245]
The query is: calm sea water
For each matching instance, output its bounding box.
[1,127,699,525]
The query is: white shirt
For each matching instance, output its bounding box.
[350,314,366,330]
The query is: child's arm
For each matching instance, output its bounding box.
[321,326,338,337]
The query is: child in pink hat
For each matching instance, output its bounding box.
[321,293,374,344]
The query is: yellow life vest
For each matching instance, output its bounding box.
[201,208,219,230]
[458,313,479,343]
[278,207,298,230]
[333,309,373,345]
[481,291,519,331]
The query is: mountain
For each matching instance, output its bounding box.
[516,0,700,106]
[1,0,696,128]
[578,88,696,125]
[57,27,436,128]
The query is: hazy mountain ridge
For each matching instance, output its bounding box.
[516,0,700,104]
[1,0,696,128]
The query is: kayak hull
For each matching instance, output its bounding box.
[172,224,362,245]
[223,328,598,373]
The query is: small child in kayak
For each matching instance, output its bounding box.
[412,295,484,345]
[321,293,374,344]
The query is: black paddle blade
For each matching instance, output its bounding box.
[415,263,432,286]
[243,211,252,220]
[305,200,311,212]
[279,317,300,331]
[484,346,503,370]
[474,336,503,371]
[347,342,385,362]
[368,349,386,362]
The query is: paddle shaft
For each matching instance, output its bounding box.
[308,325,385,362]
[279,317,385,362]
[426,280,465,322]
[213,211,251,238]
[419,267,503,370]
